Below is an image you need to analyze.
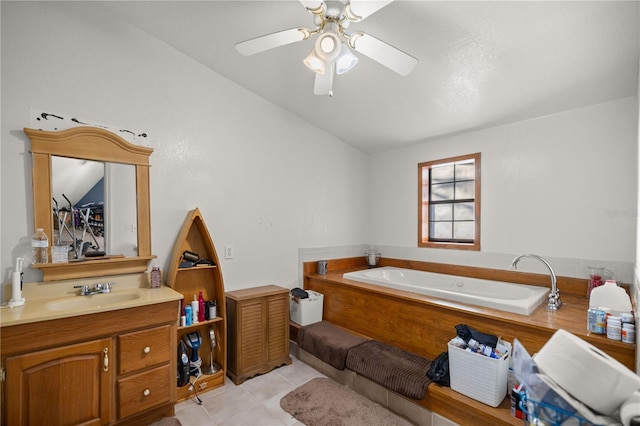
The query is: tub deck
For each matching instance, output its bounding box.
[301,257,636,426]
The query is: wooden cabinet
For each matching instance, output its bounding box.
[5,338,113,425]
[117,325,173,420]
[1,301,178,425]
[226,285,292,385]
[166,208,227,402]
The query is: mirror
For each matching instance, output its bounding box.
[51,157,138,258]
[25,126,154,281]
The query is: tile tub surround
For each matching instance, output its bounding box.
[302,257,636,425]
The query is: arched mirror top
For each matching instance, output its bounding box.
[25,126,155,282]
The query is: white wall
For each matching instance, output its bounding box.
[2,1,638,297]
[369,98,638,283]
[0,2,369,296]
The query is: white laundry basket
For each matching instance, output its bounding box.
[448,338,512,407]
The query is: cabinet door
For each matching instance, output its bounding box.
[5,337,113,426]
[266,295,289,363]
[238,300,266,373]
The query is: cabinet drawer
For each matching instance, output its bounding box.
[118,325,171,374]
[118,364,171,419]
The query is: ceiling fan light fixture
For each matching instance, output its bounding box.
[315,31,341,61]
[304,50,326,74]
[335,43,358,74]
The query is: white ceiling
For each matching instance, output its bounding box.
[99,1,639,154]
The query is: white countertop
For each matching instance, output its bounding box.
[1,273,183,327]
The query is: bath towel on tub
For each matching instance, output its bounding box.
[346,340,433,399]
[297,321,368,370]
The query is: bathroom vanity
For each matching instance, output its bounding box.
[0,126,184,425]
[1,275,182,425]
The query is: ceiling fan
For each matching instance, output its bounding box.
[235,0,418,97]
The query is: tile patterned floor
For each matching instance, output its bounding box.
[174,356,325,426]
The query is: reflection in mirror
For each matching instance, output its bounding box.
[51,157,139,259]
[105,163,137,257]
[51,157,104,259]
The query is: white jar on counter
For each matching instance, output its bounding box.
[607,316,621,341]
[622,323,635,344]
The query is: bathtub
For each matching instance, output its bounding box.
[342,267,549,315]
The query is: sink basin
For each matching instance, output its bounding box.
[45,291,142,311]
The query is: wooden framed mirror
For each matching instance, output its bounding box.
[25,126,155,281]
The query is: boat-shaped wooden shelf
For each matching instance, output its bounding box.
[166,207,227,402]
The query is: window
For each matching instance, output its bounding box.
[418,153,480,250]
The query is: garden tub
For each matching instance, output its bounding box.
[343,267,548,315]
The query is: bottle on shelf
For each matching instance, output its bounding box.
[191,295,199,324]
[31,228,49,264]
[198,291,206,322]
[185,303,193,326]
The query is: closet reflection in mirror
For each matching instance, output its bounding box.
[51,156,138,259]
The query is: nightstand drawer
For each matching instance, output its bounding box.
[118,324,171,374]
[118,364,171,419]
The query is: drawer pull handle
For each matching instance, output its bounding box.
[143,389,150,397]
[143,346,150,354]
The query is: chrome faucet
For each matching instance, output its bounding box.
[510,254,561,310]
[74,282,115,296]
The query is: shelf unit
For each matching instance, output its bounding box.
[166,208,227,402]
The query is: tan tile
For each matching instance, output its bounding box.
[388,391,432,426]
[174,402,213,426]
[298,349,353,386]
[241,369,297,402]
[352,374,388,407]
[201,386,261,423]
[222,403,284,426]
[433,412,460,426]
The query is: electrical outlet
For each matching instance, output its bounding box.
[225,244,234,259]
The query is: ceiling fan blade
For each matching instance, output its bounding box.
[314,63,335,96]
[236,28,312,56]
[349,32,417,76]
[299,0,326,15]
[345,0,394,22]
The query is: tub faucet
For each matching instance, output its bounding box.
[510,254,561,310]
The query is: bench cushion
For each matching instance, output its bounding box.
[346,340,432,399]
[298,321,368,370]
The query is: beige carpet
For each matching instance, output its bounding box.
[280,377,415,426]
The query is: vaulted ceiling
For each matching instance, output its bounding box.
[99,1,639,153]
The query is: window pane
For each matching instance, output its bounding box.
[431,183,454,201]
[419,153,480,249]
[454,221,474,240]
[431,203,453,221]
[431,221,452,239]
[455,162,475,181]
[455,181,475,200]
[431,165,454,183]
[454,202,474,220]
